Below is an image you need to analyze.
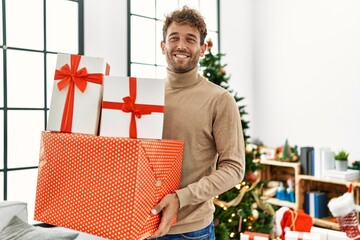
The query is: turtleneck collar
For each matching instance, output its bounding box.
[166,66,203,88]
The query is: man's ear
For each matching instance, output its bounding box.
[160,41,166,54]
[200,43,207,57]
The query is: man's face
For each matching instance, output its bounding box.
[161,22,206,73]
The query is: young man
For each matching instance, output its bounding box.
[149,6,245,239]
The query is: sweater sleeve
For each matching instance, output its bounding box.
[175,92,246,209]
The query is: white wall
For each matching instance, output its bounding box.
[85,1,360,161]
[221,0,254,139]
[84,0,127,76]
[252,0,360,161]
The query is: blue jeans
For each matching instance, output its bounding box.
[151,222,215,240]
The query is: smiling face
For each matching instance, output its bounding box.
[161,22,207,73]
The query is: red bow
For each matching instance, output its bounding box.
[54,55,103,132]
[102,77,164,138]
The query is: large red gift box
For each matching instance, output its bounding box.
[34,131,183,240]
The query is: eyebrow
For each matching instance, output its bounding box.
[168,32,198,40]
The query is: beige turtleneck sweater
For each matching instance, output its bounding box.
[163,66,245,234]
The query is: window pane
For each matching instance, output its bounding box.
[47,0,78,53]
[0,2,2,46]
[7,50,44,108]
[200,0,217,31]
[179,0,199,9]
[0,50,3,107]
[131,16,156,64]
[156,66,166,79]
[7,111,43,168]
[131,64,156,78]
[6,0,43,50]
[131,0,155,18]
[156,0,178,19]
[156,20,166,66]
[46,53,58,108]
[8,169,38,223]
[0,111,3,169]
[0,172,3,200]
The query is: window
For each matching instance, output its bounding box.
[129,0,219,78]
[0,0,83,223]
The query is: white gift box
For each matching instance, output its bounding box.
[285,231,321,240]
[100,76,165,139]
[240,234,268,240]
[311,226,349,240]
[47,54,108,135]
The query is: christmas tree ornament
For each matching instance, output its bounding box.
[252,209,259,220]
[246,171,258,183]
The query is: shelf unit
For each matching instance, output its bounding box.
[259,159,360,230]
[298,175,360,230]
[259,159,301,210]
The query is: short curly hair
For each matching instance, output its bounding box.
[162,6,207,45]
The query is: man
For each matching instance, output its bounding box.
[149,6,245,239]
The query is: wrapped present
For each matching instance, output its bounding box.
[100,76,165,139]
[242,231,270,240]
[285,231,321,240]
[47,54,109,135]
[310,226,348,240]
[34,131,183,240]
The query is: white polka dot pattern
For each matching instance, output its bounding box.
[34,131,183,240]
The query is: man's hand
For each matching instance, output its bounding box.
[148,193,180,238]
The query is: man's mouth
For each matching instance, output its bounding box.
[174,53,189,59]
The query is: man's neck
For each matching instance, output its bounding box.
[166,66,202,88]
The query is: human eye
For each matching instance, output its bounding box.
[169,35,179,42]
[187,36,197,43]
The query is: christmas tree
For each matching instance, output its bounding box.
[199,39,275,239]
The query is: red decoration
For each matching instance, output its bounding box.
[246,172,258,183]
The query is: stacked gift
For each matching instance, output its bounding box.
[310,226,349,240]
[240,231,270,239]
[100,76,165,139]
[35,54,183,240]
[47,54,109,135]
[285,230,321,240]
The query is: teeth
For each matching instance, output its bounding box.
[175,54,188,58]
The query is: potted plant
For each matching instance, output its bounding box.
[334,150,349,171]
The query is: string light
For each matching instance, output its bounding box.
[235,184,241,189]
[230,232,235,238]
[228,219,232,223]
[231,213,235,217]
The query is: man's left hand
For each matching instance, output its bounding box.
[148,193,180,238]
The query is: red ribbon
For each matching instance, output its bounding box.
[54,54,103,132]
[102,77,164,138]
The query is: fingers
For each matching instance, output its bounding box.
[148,193,180,238]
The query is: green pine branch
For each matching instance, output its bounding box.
[199,41,273,238]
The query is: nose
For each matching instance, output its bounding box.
[176,37,187,50]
